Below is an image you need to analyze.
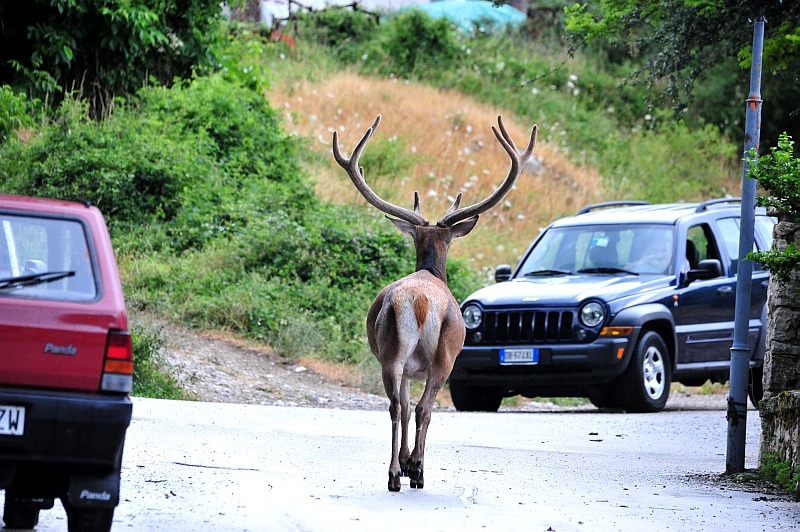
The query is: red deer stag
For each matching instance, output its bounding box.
[333,115,537,492]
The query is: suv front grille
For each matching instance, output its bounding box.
[478,310,575,345]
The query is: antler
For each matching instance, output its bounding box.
[332,115,429,226]
[436,116,537,227]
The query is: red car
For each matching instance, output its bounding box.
[0,194,133,531]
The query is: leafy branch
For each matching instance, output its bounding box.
[746,133,800,282]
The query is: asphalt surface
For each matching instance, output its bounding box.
[8,398,799,531]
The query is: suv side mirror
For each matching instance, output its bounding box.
[687,259,724,283]
[495,264,512,283]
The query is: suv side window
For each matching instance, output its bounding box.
[686,223,723,275]
[717,217,764,273]
[755,215,776,250]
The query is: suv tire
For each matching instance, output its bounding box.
[588,388,620,409]
[449,380,502,412]
[749,366,764,408]
[615,331,671,413]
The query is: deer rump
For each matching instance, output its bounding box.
[367,270,465,382]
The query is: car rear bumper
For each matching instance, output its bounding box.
[0,388,132,469]
[451,338,632,393]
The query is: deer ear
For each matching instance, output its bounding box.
[388,217,417,237]
[450,216,479,239]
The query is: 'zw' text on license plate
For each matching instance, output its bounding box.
[500,348,539,365]
[0,405,25,436]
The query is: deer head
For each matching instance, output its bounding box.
[332,115,538,279]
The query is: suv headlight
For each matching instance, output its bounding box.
[463,304,482,329]
[579,302,605,327]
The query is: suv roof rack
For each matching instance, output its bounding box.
[577,201,651,215]
[694,198,741,213]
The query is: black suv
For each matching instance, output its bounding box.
[450,199,775,412]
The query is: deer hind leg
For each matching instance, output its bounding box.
[383,368,404,492]
[408,374,446,489]
[399,376,412,477]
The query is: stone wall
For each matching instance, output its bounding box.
[760,216,800,480]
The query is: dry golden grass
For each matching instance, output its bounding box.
[270,72,606,271]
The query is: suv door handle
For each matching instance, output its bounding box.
[762,281,769,288]
[717,286,734,295]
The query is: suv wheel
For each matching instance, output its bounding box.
[615,331,671,413]
[588,388,620,409]
[749,366,764,408]
[449,380,502,412]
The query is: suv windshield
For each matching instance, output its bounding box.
[0,214,97,301]
[518,224,676,277]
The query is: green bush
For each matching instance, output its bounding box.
[290,8,379,49]
[747,133,800,282]
[0,73,306,248]
[749,133,800,218]
[208,23,273,92]
[760,452,800,494]
[372,10,461,78]
[0,86,38,142]
[0,95,216,225]
[1,0,224,116]
[132,325,187,399]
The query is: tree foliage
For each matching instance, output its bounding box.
[564,0,800,149]
[747,133,800,281]
[0,0,224,117]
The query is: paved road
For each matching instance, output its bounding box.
[15,398,800,531]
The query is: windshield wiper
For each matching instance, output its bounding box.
[0,271,75,291]
[523,269,574,276]
[576,267,639,276]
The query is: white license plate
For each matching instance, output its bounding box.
[0,405,25,436]
[500,348,539,365]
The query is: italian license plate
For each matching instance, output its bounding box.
[0,405,25,436]
[500,348,539,365]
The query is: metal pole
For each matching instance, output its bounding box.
[727,3,766,475]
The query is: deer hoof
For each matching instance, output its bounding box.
[388,471,401,492]
[409,469,424,489]
[400,459,411,477]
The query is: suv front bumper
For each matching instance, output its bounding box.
[0,388,132,469]
[451,336,634,392]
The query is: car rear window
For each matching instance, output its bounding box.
[0,213,98,301]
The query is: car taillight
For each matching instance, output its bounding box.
[101,330,133,393]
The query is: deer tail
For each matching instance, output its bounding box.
[413,293,430,331]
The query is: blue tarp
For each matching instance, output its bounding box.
[396,0,526,32]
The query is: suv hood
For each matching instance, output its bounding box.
[463,274,672,308]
